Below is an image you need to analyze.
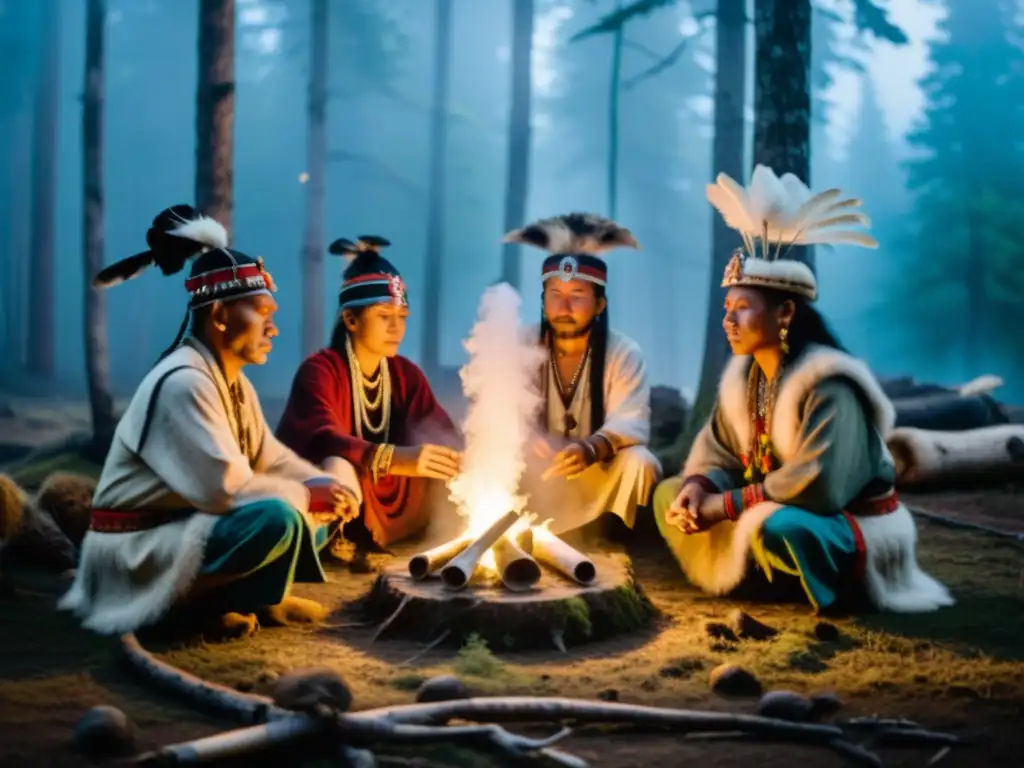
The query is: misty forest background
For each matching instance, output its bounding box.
[1,0,1022,456]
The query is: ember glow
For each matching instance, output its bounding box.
[446,283,545,571]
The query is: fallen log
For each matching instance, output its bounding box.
[888,424,1024,487]
[892,393,1007,432]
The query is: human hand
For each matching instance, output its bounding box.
[331,485,360,524]
[669,489,728,535]
[664,481,707,532]
[390,444,462,481]
[542,442,593,481]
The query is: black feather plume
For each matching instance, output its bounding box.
[92,253,156,288]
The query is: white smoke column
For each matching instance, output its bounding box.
[448,283,545,538]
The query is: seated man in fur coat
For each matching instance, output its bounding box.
[503,213,663,539]
[59,206,360,640]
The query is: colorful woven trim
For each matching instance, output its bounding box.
[185,259,276,309]
[89,508,193,533]
[541,253,607,286]
[339,272,408,308]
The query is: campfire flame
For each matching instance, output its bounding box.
[446,283,545,575]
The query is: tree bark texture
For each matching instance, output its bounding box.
[500,0,534,289]
[690,0,749,435]
[420,0,453,377]
[301,0,329,357]
[752,0,812,268]
[83,0,117,457]
[607,0,623,219]
[27,0,61,378]
[5,109,32,366]
[195,0,235,233]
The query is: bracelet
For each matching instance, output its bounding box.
[723,491,738,521]
[586,434,616,463]
[371,443,395,484]
[574,439,599,466]
[742,483,766,510]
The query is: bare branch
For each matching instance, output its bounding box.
[569,0,680,42]
[622,11,716,89]
[622,38,665,62]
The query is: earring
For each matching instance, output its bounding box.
[215,323,227,332]
[779,326,789,355]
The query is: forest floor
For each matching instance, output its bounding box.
[1,485,1023,768]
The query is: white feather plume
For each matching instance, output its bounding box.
[167,215,229,250]
[706,164,878,257]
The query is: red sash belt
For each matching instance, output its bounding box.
[842,489,900,581]
[89,508,193,533]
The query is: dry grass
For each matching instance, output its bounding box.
[2,516,1024,767]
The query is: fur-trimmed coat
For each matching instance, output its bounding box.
[59,338,352,634]
[675,344,954,613]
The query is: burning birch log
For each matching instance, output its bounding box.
[441,510,520,591]
[408,535,472,580]
[519,526,597,586]
[493,534,541,592]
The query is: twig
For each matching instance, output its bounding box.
[826,738,884,768]
[927,746,952,766]
[353,697,846,742]
[400,629,452,666]
[873,728,968,747]
[372,594,412,644]
[120,633,276,725]
[622,11,715,89]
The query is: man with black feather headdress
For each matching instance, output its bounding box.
[60,205,361,640]
[504,213,662,536]
[276,235,461,557]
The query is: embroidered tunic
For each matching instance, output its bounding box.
[59,338,347,634]
[525,325,662,533]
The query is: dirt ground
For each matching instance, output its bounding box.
[2,488,1024,768]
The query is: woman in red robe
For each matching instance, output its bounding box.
[276,236,462,553]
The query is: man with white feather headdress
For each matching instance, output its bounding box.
[504,213,662,537]
[60,205,360,641]
[652,167,954,615]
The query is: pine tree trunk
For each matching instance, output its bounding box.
[752,0,812,268]
[301,0,329,356]
[83,0,117,459]
[421,0,453,377]
[607,0,623,219]
[195,0,235,232]
[688,0,749,439]
[500,0,534,289]
[27,0,60,379]
[5,109,32,367]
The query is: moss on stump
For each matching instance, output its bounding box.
[360,551,656,652]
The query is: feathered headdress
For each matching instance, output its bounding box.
[329,235,407,308]
[92,205,229,288]
[504,212,639,287]
[707,165,877,301]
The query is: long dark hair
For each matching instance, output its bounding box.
[539,284,608,432]
[760,287,846,359]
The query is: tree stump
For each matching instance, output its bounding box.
[360,551,656,652]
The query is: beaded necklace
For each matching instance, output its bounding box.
[742,361,781,482]
[550,340,590,437]
[345,334,391,442]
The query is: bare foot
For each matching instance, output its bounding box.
[204,611,259,642]
[258,596,329,627]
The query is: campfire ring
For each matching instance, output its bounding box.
[360,550,655,652]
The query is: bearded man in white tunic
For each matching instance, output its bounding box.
[59,205,360,641]
[502,213,662,537]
